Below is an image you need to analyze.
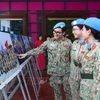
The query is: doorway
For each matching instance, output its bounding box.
[47,18,77,41]
[43,11,87,41]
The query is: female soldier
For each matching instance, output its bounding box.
[69,18,85,100]
[79,17,100,100]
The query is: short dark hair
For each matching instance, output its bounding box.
[61,27,66,33]
[77,25,83,30]
[54,26,66,33]
[72,25,83,30]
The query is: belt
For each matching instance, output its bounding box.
[81,73,93,79]
[74,60,82,68]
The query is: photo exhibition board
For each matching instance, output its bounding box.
[10,34,27,64]
[0,32,19,85]
[10,34,26,54]
[28,36,34,49]
[21,35,31,51]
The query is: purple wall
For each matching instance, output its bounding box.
[88,2,100,11]
[28,2,42,11]
[66,2,86,10]
[0,1,100,41]
[44,2,64,10]
[0,2,9,10]
[11,2,26,10]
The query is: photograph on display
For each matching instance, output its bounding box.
[11,34,26,54]
[28,36,34,49]
[10,34,27,64]
[0,32,17,76]
[21,35,31,51]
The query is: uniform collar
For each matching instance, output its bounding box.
[75,39,85,45]
[78,39,85,45]
[86,39,99,50]
[51,37,66,41]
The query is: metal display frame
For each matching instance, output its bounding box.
[0,56,42,100]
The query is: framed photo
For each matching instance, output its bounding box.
[21,35,31,51]
[28,36,34,49]
[0,32,18,84]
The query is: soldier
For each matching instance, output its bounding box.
[78,17,100,100]
[69,18,85,100]
[17,22,72,100]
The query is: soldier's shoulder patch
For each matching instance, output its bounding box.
[91,43,97,50]
[85,55,89,60]
[81,51,85,54]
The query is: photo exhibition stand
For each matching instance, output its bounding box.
[0,56,42,100]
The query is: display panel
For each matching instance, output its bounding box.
[0,32,18,84]
[21,35,31,51]
[10,34,27,64]
[11,34,26,54]
[28,36,34,49]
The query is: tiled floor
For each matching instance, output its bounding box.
[11,72,66,100]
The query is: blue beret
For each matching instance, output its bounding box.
[71,18,85,26]
[84,17,100,32]
[53,22,66,29]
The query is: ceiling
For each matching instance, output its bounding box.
[0,0,99,2]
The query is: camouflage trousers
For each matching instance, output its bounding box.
[80,79,100,100]
[49,74,72,100]
[69,78,82,100]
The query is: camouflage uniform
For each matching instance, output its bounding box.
[78,41,100,100]
[26,37,72,100]
[69,40,85,100]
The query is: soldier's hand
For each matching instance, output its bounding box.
[16,53,27,59]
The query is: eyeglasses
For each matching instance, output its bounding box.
[53,30,63,34]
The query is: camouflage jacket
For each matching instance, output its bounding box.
[26,37,72,76]
[79,41,100,99]
[70,40,86,80]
